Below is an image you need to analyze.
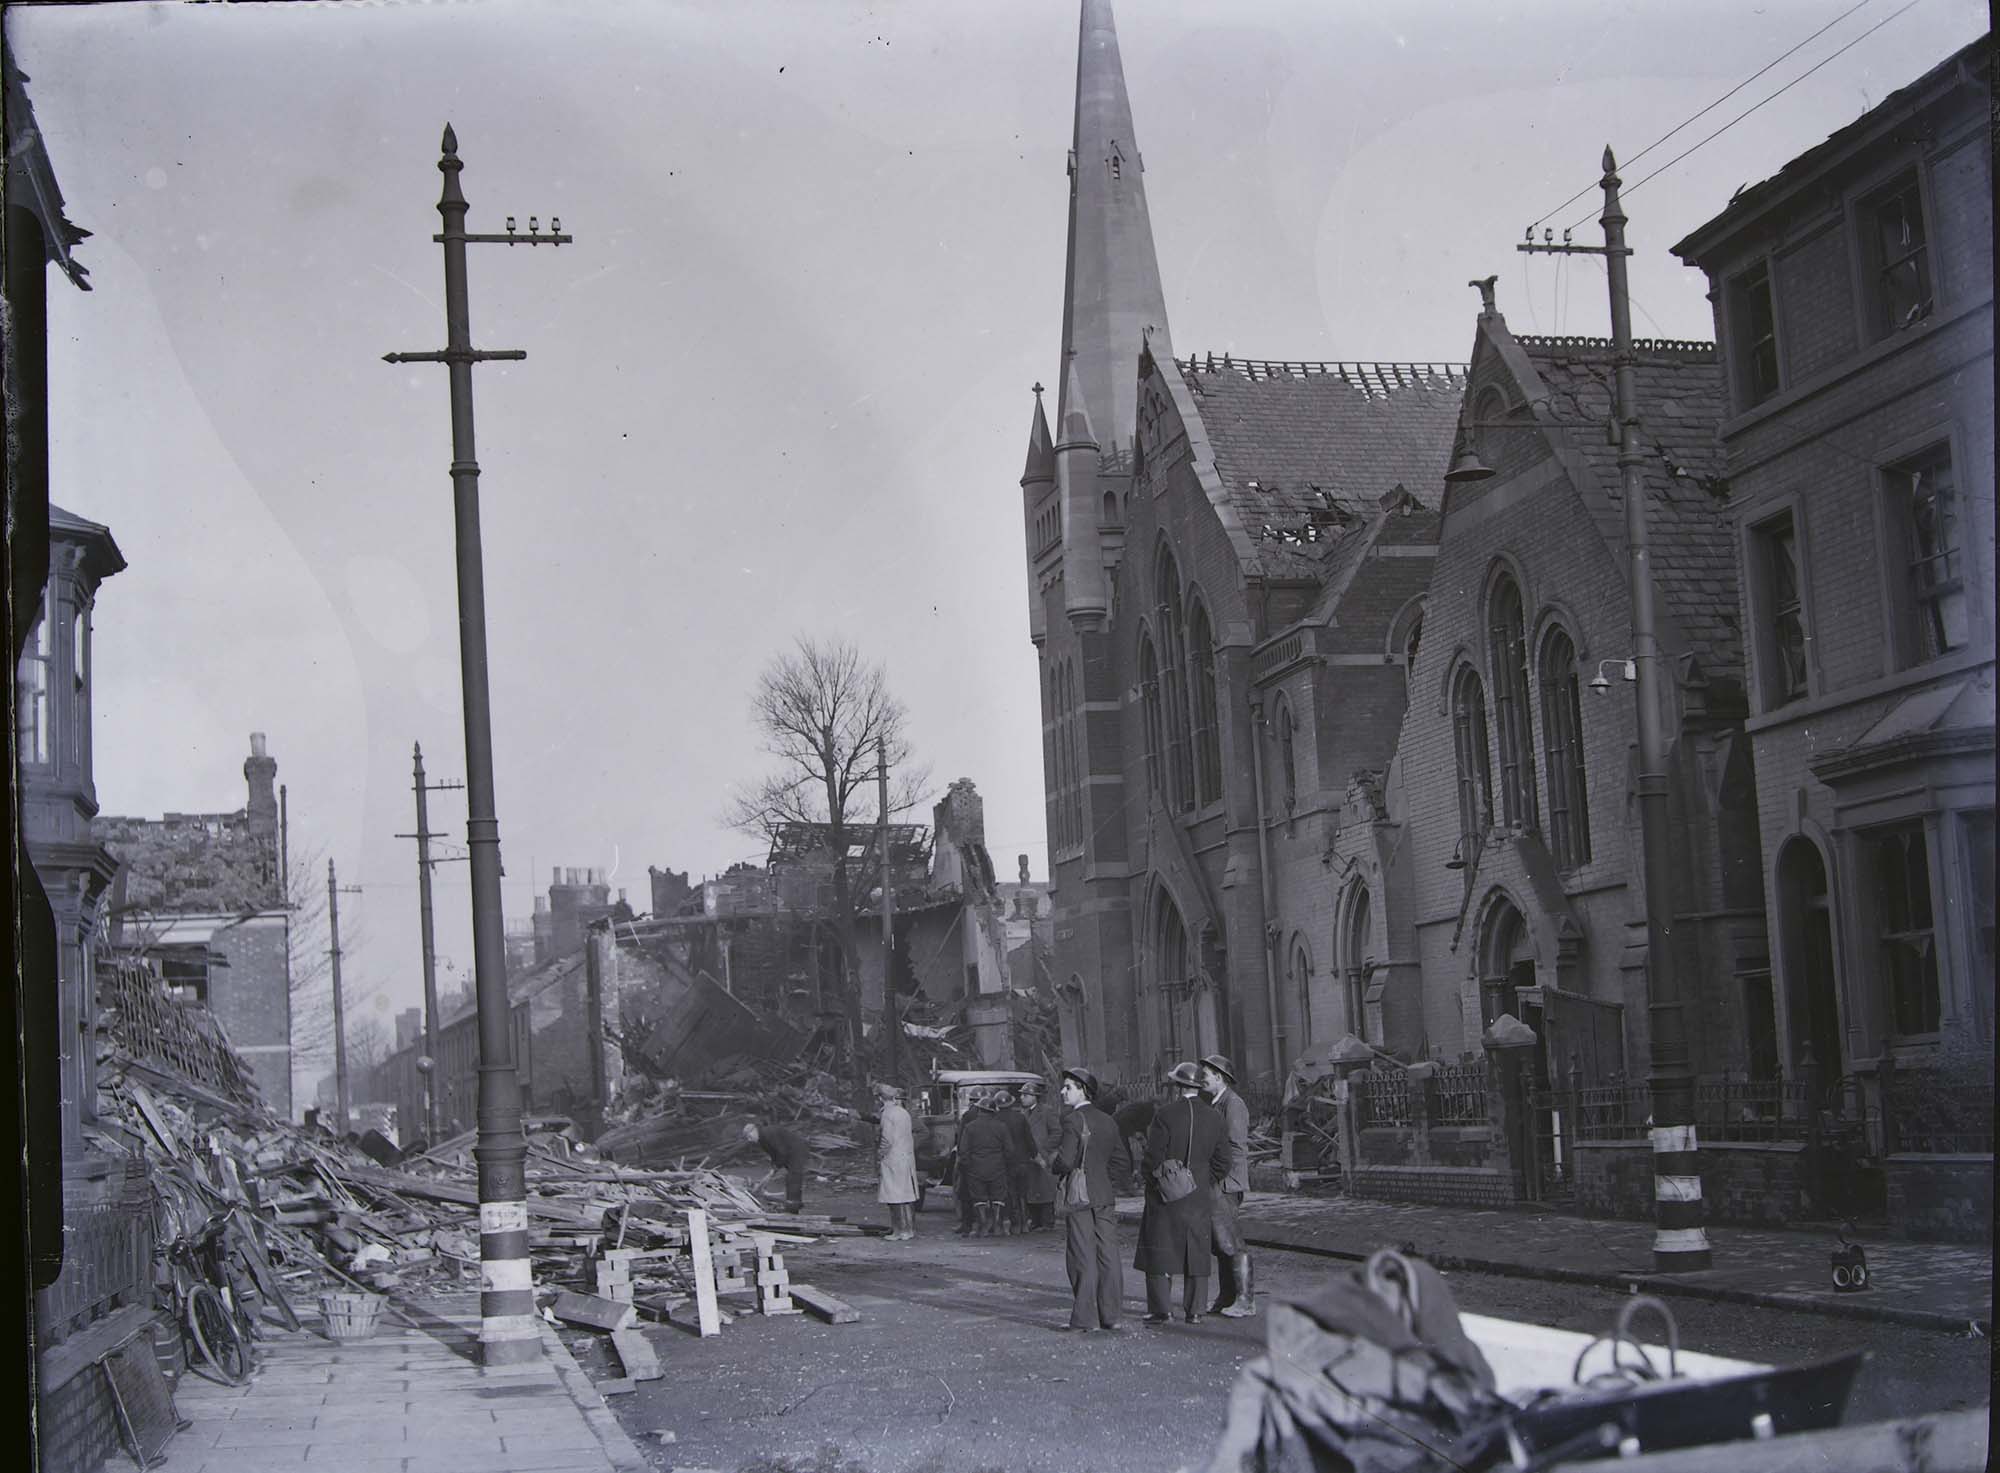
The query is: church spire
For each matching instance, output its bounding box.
[1055,0,1166,632]
[1057,0,1171,462]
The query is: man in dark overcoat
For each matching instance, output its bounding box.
[1019,1082,1059,1231]
[1200,1053,1255,1316]
[956,1090,1019,1237]
[742,1119,811,1215]
[1136,1061,1232,1324]
[950,1097,980,1236]
[1050,1066,1130,1331]
[996,1088,1037,1233]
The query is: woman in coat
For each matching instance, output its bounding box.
[1135,1061,1233,1324]
[875,1082,918,1241]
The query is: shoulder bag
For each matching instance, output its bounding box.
[1153,1100,1197,1202]
[1062,1118,1094,1211]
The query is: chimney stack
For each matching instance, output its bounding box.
[244,732,279,839]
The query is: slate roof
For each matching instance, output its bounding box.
[1516,335,1742,678]
[1174,357,1465,580]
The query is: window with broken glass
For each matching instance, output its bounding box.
[1189,599,1222,805]
[1726,259,1781,408]
[1886,446,1966,666]
[1864,173,1933,340]
[1752,511,1810,705]
[1869,821,1940,1039]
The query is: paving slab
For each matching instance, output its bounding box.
[1114,1191,1994,1334]
[104,1297,646,1473]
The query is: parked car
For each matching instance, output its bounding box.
[912,1068,1046,1209]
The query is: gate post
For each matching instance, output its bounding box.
[1484,1015,1538,1200]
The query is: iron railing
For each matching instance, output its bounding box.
[1429,1059,1490,1127]
[1352,1068,1412,1129]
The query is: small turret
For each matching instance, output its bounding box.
[1057,355,1108,630]
[1021,384,1055,647]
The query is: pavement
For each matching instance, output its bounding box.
[116,1290,647,1473]
[1109,1191,1993,1335]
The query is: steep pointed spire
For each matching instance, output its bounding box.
[1057,0,1171,467]
[1022,382,1055,485]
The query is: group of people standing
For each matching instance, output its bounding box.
[952,1082,1057,1236]
[1048,1052,1255,1333]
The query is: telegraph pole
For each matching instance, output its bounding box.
[397,742,465,1144]
[326,859,363,1138]
[878,738,897,1079]
[383,125,573,1364]
[1520,148,1709,1271]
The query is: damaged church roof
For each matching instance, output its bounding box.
[1514,335,1741,679]
[1173,355,1465,580]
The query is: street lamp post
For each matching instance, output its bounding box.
[384,125,574,1363]
[1519,149,1710,1272]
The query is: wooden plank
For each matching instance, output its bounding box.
[786,1283,859,1325]
[609,1327,663,1382]
[595,1377,638,1397]
[686,1209,720,1338]
[37,1304,154,1393]
[552,1290,637,1332]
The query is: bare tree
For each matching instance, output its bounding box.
[727,637,928,1107]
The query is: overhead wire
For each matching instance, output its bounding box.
[1527,0,1882,232]
[1563,0,1929,232]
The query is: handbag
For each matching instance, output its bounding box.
[1062,1119,1094,1210]
[1153,1100,1198,1203]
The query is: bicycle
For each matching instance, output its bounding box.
[161,1210,250,1385]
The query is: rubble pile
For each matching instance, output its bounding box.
[92,1054,877,1396]
[595,1053,861,1171]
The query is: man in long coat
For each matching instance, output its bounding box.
[874,1082,918,1242]
[1136,1061,1232,1324]
[1200,1053,1254,1315]
[956,1090,1019,1237]
[997,1088,1039,1233]
[743,1119,811,1216]
[950,1097,980,1236]
[1019,1082,1059,1231]
[1050,1066,1130,1331]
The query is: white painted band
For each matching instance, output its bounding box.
[1651,1125,1698,1153]
[1653,1227,1712,1252]
[481,1258,534,1293]
[1655,1175,1703,1202]
[479,1201,529,1234]
[479,1314,543,1341]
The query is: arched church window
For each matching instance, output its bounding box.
[1451,666,1494,859]
[1156,546,1193,811]
[1139,633,1163,800]
[1539,626,1590,868]
[1189,598,1222,805]
[1487,575,1538,829]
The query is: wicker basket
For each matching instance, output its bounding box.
[318,1291,384,1341]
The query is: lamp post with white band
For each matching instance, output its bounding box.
[384,126,576,1360]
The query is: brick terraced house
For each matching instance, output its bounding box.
[98,735,294,1119]
[1672,37,1992,1239]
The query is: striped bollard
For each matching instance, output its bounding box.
[1651,1122,1711,1271]
[480,1198,540,1363]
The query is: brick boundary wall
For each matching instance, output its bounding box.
[1885,1154,1994,1244]
[1573,1138,1855,1229]
[1347,1164,1519,1209]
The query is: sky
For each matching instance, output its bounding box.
[10,0,1986,1091]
